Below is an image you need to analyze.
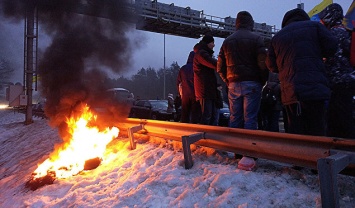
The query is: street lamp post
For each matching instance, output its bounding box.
[163,33,166,99]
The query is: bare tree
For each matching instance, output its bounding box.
[0,59,14,88]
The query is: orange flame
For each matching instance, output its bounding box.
[33,105,119,179]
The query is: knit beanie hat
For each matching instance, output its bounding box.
[202,35,214,44]
[236,11,254,30]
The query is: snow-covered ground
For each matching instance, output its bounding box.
[0,107,354,208]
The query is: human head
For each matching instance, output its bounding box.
[202,35,215,50]
[193,43,199,52]
[281,8,310,28]
[236,11,254,30]
[186,50,195,63]
[319,3,343,29]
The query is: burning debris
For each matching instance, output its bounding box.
[25,171,56,191]
[25,157,101,191]
[25,104,119,190]
[84,157,101,170]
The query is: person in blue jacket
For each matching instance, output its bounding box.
[177,47,201,123]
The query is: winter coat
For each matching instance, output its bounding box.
[261,72,283,111]
[266,8,338,105]
[216,87,224,109]
[193,41,218,100]
[319,4,355,90]
[177,51,196,99]
[167,95,174,113]
[217,16,267,85]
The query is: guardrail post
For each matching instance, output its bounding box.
[128,125,143,150]
[317,150,355,208]
[182,133,204,169]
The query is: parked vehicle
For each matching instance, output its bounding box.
[129,100,175,121]
[218,101,230,127]
[107,88,134,105]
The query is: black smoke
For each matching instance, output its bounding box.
[0,0,142,138]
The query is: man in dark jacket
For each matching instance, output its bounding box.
[266,8,337,136]
[177,50,201,123]
[217,11,268,171]
[193,35,218,125]
[217,11,267,129]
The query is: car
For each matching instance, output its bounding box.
[218,101,230,127]
[107,88,134,105]
[129,100,175,121]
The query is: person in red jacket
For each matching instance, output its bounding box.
[193,35,218,125]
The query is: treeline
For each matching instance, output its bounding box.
[104,62,181,100]
[104,61,227,101]
[0,59,15,88]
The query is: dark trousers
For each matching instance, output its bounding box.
[285,100,327,136]
[198,99,218,125]
[180,97,201,124]
[327,90,355,139]
[261,110,281,132]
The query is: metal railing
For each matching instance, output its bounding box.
[115,118,355,208]
[133,0,278,39]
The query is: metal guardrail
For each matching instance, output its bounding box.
[115,118,355,208]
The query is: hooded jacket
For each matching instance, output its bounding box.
[319,3,355,90]
[266,8,338,105]
[177,51,196,99]
[193,41,218,100]
[217,11,267,85]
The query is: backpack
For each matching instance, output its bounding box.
[261,87,277,109]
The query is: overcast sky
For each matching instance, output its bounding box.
[1,0,352,82]
[132,0,352,77]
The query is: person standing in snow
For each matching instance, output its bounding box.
[167,93,174,114]
[214,83,225,126]
[266,8,337,137]
[259,72,282,132]
[319,3,355,139]
[177,47,201,123]
[217,11,268,171]
[193,35,219,125]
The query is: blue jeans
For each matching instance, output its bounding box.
[228,81,262,130]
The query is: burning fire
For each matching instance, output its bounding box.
[33,104,119,179]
